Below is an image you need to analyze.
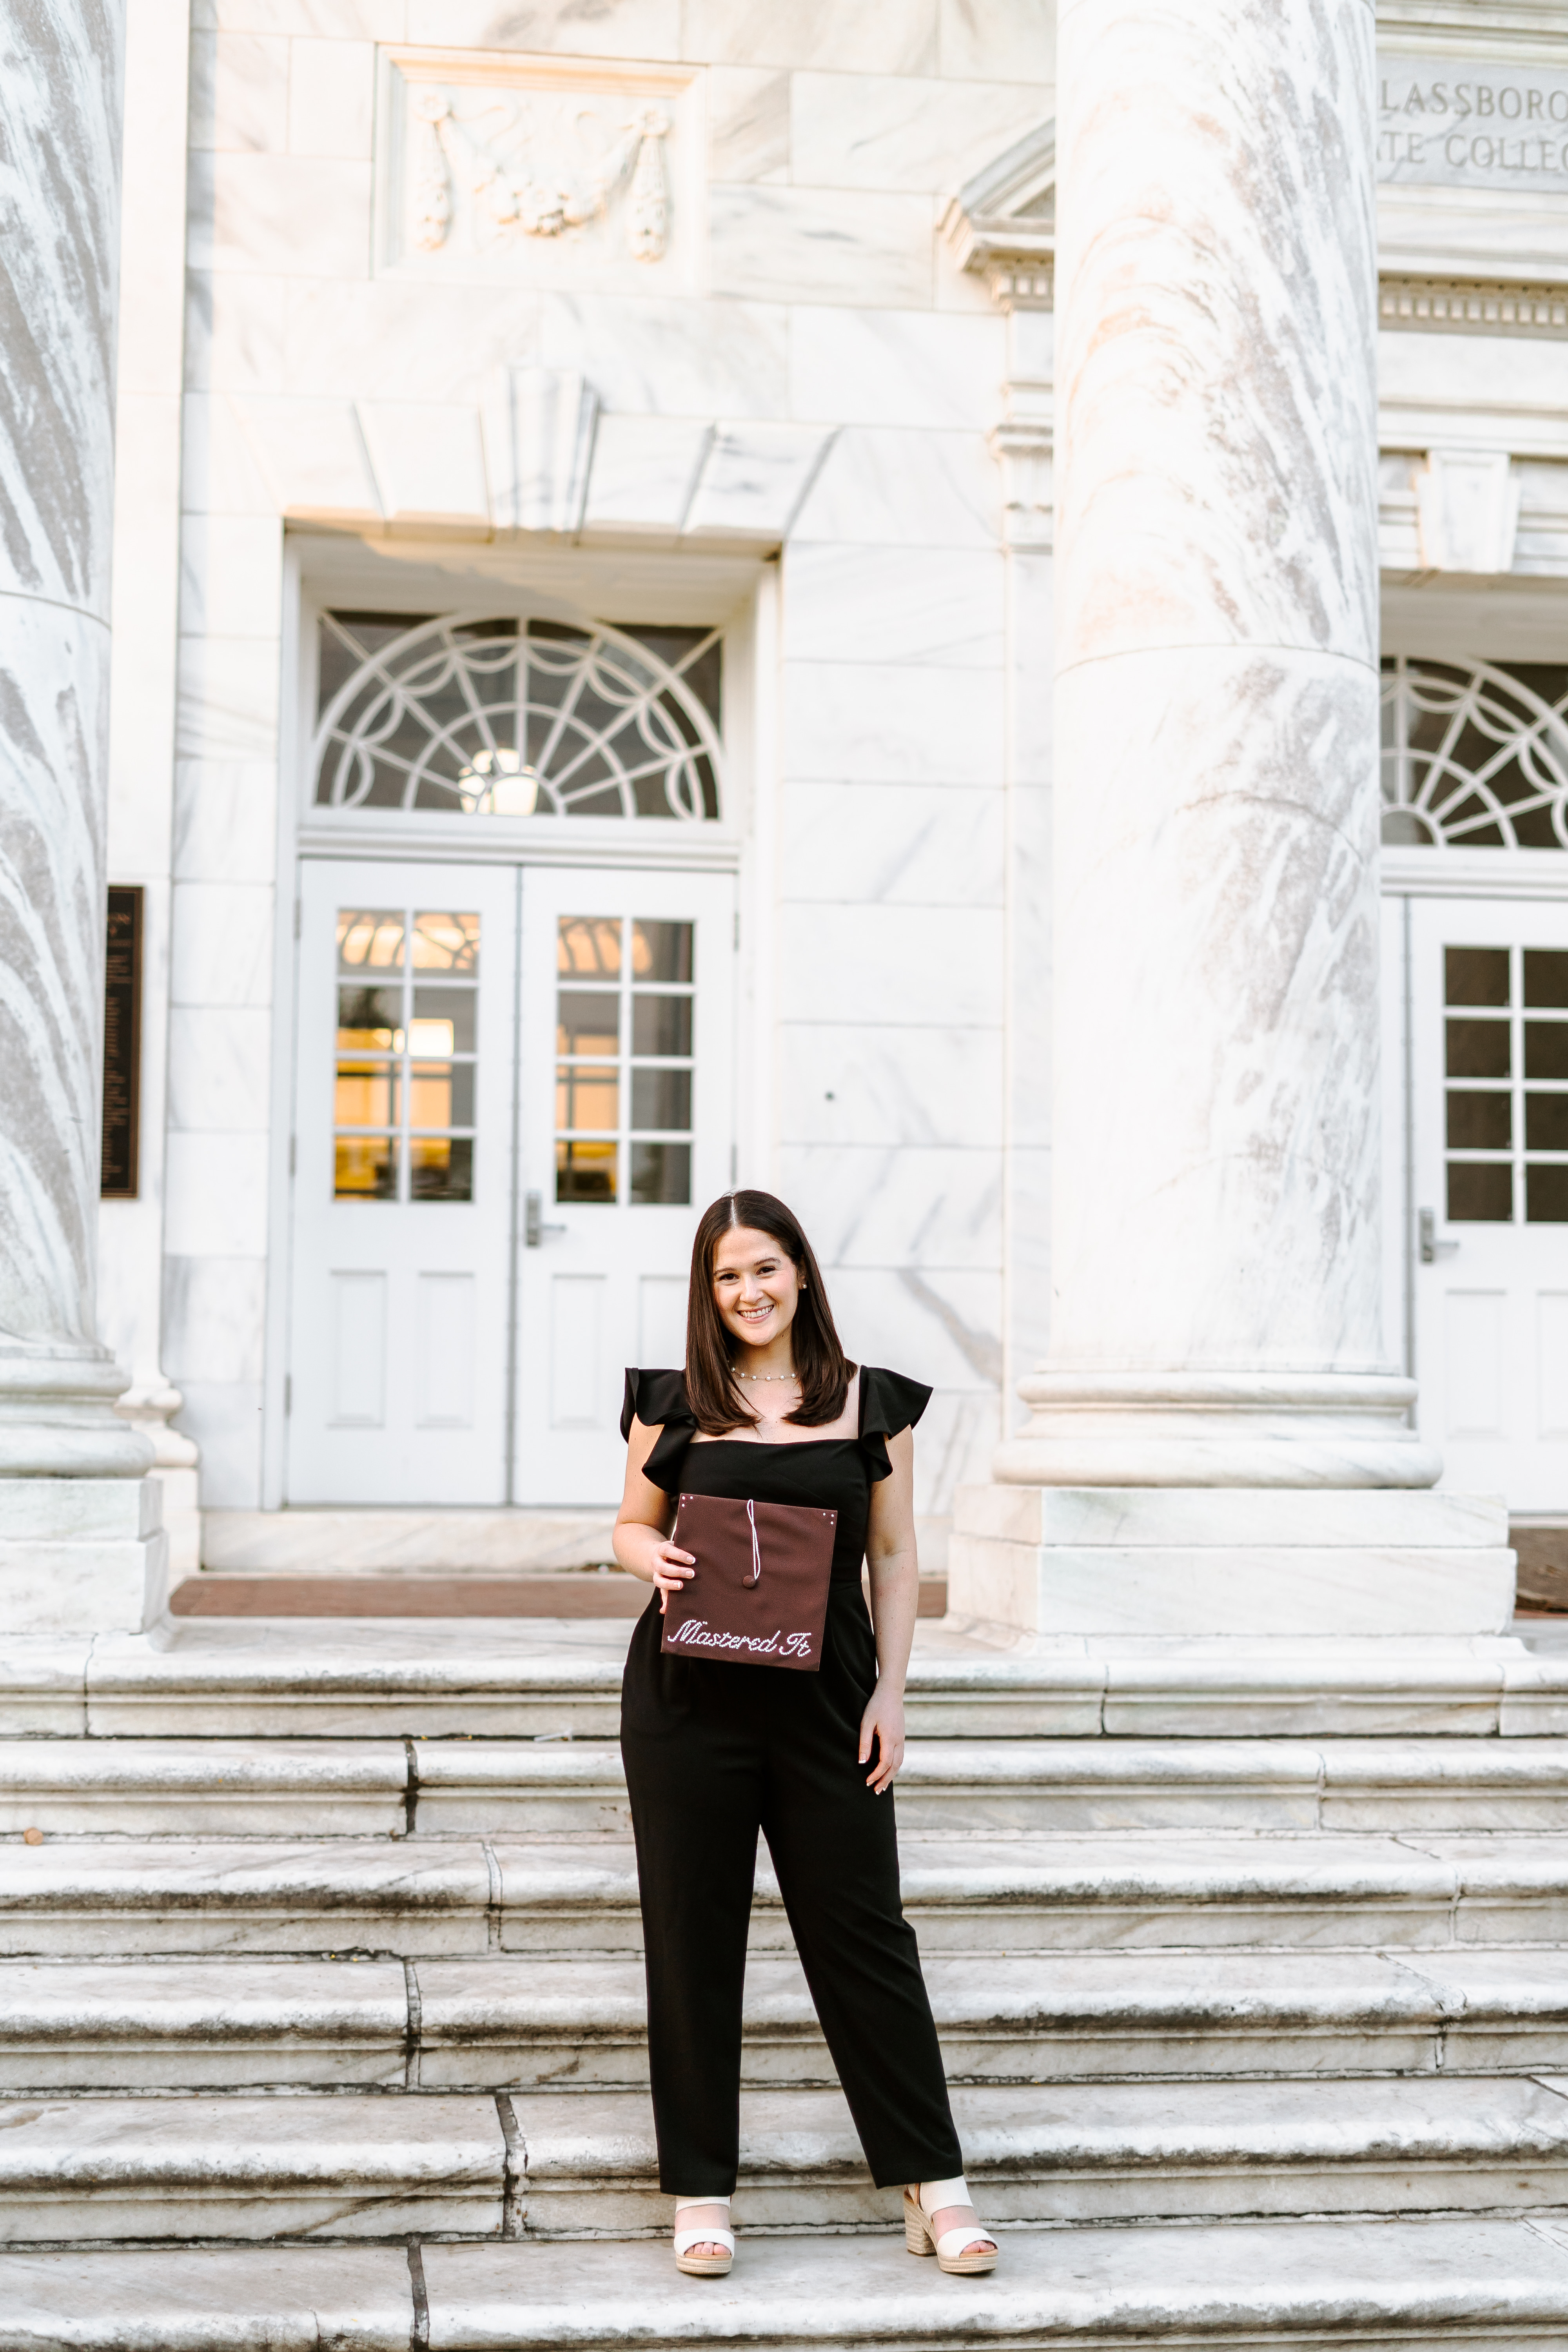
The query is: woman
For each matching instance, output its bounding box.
[614,1188,998,2279]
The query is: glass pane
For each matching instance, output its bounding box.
[1447,1091,1511,1149]
[631,1067,692,1131]
[411,1136,473,1201]
[1526,949,1568,1009]
[557,1064,619,1131]
[1526,1022,1568,1081]
[409,1064,474,1129]
[410,911,480,973]
[1448,1161,1512,1221]
[557,990,620,1056]
[557,1138,617,1202]
[412,987,475,1054]
[631,1140,692,1205]
[1527,1093,1568,1151]
[633,920,693,983]
[335,1135,397,1199]
[1446,1018,1510,1079]
[559,916,622,978]
[338,984,400,1050]
[1445,946,1510,1007]
[338,910,404,970]
[632,994,693,1056]
[1529,1163,1568,1221]
[335,1063,397,1127]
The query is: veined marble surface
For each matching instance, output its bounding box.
[1034,0,1392,1483]
[0,1,149,1480]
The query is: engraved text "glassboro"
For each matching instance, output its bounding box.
[1378,71,1568,178]
[671,1619,814,1659]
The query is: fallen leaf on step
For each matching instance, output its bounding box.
[21,1828,42,1846]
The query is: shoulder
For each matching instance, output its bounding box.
[857,1367,933,1441]
[620,1367,692,1441]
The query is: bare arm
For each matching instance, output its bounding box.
[858,1423,919,1794]
[612,1418,695,1612]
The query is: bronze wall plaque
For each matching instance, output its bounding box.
[101,885,142,1199]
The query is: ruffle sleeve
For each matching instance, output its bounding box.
[620,1367,692,1441]
[621,1367,695,1495]
[857,1365,933,1483]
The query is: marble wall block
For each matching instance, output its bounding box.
[684,425,835,539]
[939,0,1054,81]
[782,901,1004,1031]
[283,281,543,401]
[709,188,933,309]
[287,36,374,159]
[684,0,938,74]
[188,31,290,153]
[779,783,1004,907]
[581,416,712,535]
[792,425,999,547]
[539,294,787,421]
[163,1134,270,1261]
[193,1,405,31]
[404,0,678,55]
[165,1009,272,1134]
[357,402,489,530]
[780,1025,1006,1151]
[163,1257,268,1388]
[782,661,1005,786]
[789,309,1006,432]
[178,514,285,640]
[175,633,284,764]
[186,268,289,391]
[789,71,1048,193]
[194,152,372,278]
[781,544,1004,667]
[708,67,789,185]
[173,763,280,884]
[780,1145,1003,1268]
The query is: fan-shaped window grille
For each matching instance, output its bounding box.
[313,612,723,820]
[1382,657,1568,848]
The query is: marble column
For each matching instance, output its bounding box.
[0,1,165,1629]
[949,0,1514,1635]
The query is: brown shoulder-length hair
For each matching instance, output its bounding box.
[685,1190,854,1434]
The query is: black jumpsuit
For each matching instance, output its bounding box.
[619,1364,964,2197]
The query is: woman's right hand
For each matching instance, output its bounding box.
[616,1525,696,1613]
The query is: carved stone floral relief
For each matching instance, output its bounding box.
[378,52,700,290]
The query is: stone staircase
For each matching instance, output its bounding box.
[6,1617,1568,2344]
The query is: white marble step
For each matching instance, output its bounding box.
[14,1622,1564,1741]
[4,1947,1566,2091]
[9,1734,1568,1837]
[413,1734,1568,1834]
[6,1831,1568,1957]
[13,2218,1568,2351]
[13,2075,1568,2239]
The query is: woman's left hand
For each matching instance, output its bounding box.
[858,1682,906,1795]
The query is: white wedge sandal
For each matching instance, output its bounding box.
[673,2194,735,2277]
[903,2177,998,2276]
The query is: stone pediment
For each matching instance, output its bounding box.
[941,120,1054,310]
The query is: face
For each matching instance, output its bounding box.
[710,1225,803,1352]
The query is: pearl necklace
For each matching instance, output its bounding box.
[737,1370,800,1383]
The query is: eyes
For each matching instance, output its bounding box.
[714,1259,782,1286]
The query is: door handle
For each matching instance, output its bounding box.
[524,1189,566,1248]
[1418,1207,1459,1264]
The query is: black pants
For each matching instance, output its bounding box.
[620,1583,963,2195]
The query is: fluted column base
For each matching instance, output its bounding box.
[996,1371,1442,1490]
[0,1344,157,1478]
[947,1486,1515,1639]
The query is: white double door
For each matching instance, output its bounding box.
[286,858,735,1507]
[1407,894,1568,1509]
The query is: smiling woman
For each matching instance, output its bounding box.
[610,1189,998,2283]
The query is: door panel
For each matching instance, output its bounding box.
[512,865,736,1504]
[1410,897,1568,1510]
[287,860,518,1504]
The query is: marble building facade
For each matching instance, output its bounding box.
[89,0,1568,1575]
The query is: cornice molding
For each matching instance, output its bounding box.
[941,120,1054,311]
[1381,272,1568,334]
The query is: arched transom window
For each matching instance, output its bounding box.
[313,611,723,820]
[1383,656,1568,848]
